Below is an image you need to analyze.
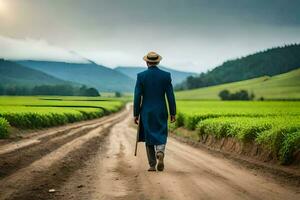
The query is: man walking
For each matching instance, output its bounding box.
[134,51,176,172]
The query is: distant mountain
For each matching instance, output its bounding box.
[115,66,196,85]
[17,60,135,92]
[177,44,300,90]
[0,59,69,87]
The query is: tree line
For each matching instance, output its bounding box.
[218,89,255,100]
[0,84,100,96]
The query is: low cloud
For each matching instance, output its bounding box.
[79,50,142,68]
[0,35,87,63]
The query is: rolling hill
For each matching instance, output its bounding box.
[177,44,300,90]
[17,60,135,92]
[175,68,300,100]
[115,66,196,85]
[0,59,69,87]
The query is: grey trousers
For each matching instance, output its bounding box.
[145,144,166,167]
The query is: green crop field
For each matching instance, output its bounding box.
[173,100,300,164]
[0,96,126,138]
[175,101,300,130]
[175,68,300,100]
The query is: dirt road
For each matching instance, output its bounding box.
[0,105,299,200]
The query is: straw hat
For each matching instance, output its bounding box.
[143,51,162,62]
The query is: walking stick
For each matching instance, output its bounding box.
[134,116,140,156]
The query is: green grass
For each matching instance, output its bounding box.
[175,68,300,100]
[174,100,300,164]
[0,96,126,137]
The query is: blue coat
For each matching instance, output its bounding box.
[133,66,176,145]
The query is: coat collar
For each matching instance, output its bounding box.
[148,65,158,70]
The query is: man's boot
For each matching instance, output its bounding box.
[156,152,164,171]
[148,166,156,171]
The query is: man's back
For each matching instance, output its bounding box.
[137,66,171,105]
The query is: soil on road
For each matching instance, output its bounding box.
[0,105,299,200]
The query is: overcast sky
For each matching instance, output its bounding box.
[0,0,299,72]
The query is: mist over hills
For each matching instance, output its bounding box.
[17,60,135,92]
[115,66,196,85]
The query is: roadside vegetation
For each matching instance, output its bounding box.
[0,96,126,138]
[0,117,10,138]
[172,100,300,164]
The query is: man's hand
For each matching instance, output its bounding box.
[134,116,139,125]
[170,115,176,123]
